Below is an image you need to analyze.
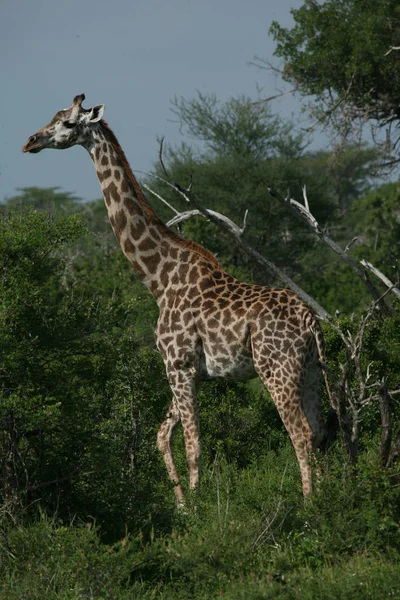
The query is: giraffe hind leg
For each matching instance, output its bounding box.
[255,366,317,497]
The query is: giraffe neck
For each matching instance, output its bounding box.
[85,121,183,300]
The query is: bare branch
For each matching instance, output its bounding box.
[267,186,390,311]
[384,46,400,57]
[143,182,180,216]
[359,260,400,298]
[345,237,358,253]
[166,208,247,237]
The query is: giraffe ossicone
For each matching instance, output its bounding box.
[23,94,331,502]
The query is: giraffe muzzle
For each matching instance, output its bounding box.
[23,135,43,154]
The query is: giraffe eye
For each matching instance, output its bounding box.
[63,120,75,129]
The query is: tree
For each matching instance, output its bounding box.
[0,207,166,528]
[2,187,81,215]
[268,0,400,165]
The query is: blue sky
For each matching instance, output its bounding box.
[1,0,320,203]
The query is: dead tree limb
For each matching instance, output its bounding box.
[266,186,390,310]
[359,260,400,298]
[378,377,392,468]
[167,208,248,237]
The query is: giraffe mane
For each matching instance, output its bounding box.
[99,120,221,269]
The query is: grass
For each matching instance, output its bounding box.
[1,444,399,599]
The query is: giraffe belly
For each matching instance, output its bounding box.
[198,344,257,381]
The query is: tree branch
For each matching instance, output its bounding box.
[267,185,390,311]
[359,260,400,298]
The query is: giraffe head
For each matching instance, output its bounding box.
[23,94,105,154]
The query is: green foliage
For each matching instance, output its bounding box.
[171,92,305,159]
[349,181,400,279]
[198,380,286,467]
[0,208,168,532]
[270,0,400,123]
[1,449,400,599]
[2,187,82,215]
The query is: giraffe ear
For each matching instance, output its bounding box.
[88,104,105,123]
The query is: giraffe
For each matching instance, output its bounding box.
[23,94,329,503]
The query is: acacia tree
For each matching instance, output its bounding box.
[266,0,400,166]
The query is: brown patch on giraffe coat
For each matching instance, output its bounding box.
[217,298,229,310]
[143,251,161,275]
[223,329,236,344]
[130,219,146,240]
[124,238,135,255]
[208,317,219,329]
[149,280,160,296]
[114,170,121,181]
[178,262,189,283]
[202,299,214,313]
[160,261,175,287]
[192,296,202,309]
[124,198,137,216]
[101,155,109,166]
[183,311,192,326]
[222,312,231,327]
[199,278,213,292]
[188,265,199,284]
[179,250,190,263]
[214,285,226,295]
[103,180,119,204]
[113,209,128,239]
[149,227,162,242]
[138,236,158,252]
[131,259,146,278]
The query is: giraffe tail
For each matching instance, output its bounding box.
[309,317,339,450]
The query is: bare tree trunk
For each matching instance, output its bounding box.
[0,421,22,511]
[379,378,392,467]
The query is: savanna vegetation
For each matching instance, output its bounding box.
[1,3,400,596]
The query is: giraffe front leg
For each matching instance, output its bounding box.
[157,401,185,506]
[158,369,200,506]
[164,366,201,505]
